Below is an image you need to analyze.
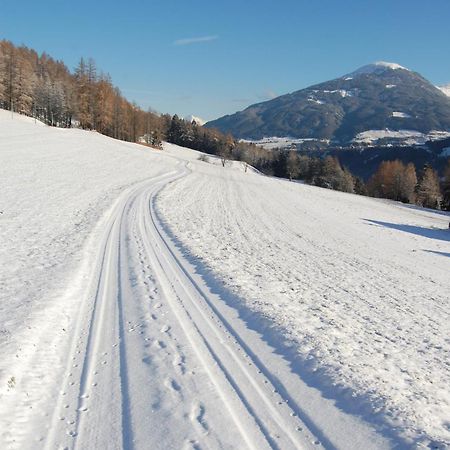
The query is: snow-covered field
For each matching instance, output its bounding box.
[243,130,450,149]
[240,136,330,150]
[353,129,450,146]
[0,110,449,449]
[159,146,450,447]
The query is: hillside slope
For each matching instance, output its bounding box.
[159,144,450,447]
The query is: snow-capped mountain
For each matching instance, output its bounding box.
[206,62,450,145]
[438,83,450,97]
[184,114,206,125]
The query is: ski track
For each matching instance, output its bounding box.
[1,161,351,450]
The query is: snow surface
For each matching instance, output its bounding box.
[322,89,352,97]
[352,129,450,145]
[241,136,330,150]
[0,110,391,450]
[350,61,409,76]
[308,97,325,105]
[353,129,426,145]
[0,111,178,349]
[159,144,450,448]
[439,147,450,158]
[391,111,411,118]
[437,84,450,97]
[1,110,449,449]
[312,89,353,98]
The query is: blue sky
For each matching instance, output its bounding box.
[1,0,450,121]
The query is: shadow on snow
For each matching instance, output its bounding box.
[364,219,450,243]
[155,205,416,449]
[422,249,450,258]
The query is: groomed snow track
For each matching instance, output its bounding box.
[39,162,324,450]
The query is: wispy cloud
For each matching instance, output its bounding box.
[173,35,218,46]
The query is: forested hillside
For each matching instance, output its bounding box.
[0,40,236,149]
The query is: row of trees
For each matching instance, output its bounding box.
[0,40,168,142]
[281,152,357,193]
[366,160,447,209]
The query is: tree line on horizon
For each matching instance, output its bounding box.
[248,148,448,210]
[1,39,449,210]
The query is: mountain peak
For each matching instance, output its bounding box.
[350,61,409,76]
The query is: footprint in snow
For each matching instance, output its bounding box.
[173,353,186,374]
[160,325,170,333]
[190,401,208,432]
[165,378,181,393]
[183,439,201,450]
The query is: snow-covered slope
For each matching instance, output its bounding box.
[438,83,450,97]
[349,61,409,76]
[0,110,177,346]
[1,111,449,449]
[159,143,450,448]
